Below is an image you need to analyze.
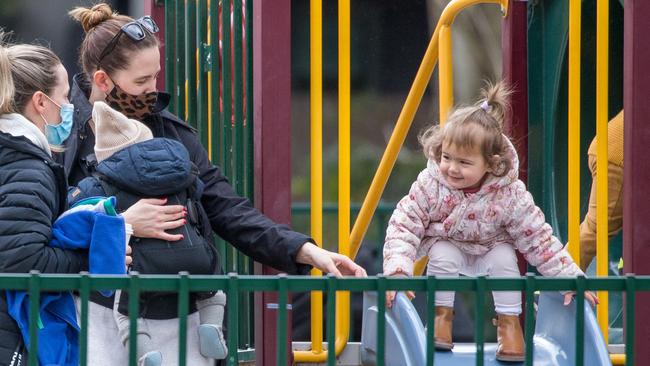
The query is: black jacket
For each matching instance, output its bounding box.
[62,74,312,275]
[0,130,88,364]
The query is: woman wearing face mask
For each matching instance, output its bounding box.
[0,41,88,364]
[64,3,366,365]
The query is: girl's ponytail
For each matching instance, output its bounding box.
[478,81,513,131]
[0,31,14,115]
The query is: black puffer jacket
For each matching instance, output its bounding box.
[0,126,88,365]
[61,74,312,276]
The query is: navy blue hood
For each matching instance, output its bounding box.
[96,138,196,196]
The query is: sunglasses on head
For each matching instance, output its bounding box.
[97,16,159,69]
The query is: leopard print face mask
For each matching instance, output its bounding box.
[105,83,158,120]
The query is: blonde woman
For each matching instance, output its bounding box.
[0,42,83,364]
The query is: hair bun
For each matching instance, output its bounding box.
[69,3,115,33]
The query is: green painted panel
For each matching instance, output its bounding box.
[526,0,624,242]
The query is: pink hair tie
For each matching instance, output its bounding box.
[480,100,491,112]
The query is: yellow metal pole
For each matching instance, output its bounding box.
[439,24,453,124]
[414,23,452,278]
[308,0,324,355]
[294,0,352,361]
[349,0,508,261]
[596,0,609,342]
[610,354,625,365]
[567,0,581,268]
[336,0,352,357]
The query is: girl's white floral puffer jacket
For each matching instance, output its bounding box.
[383,138,583,278]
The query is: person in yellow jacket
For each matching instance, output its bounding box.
[578,110,624,271]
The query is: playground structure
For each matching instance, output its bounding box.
[144,0,649,365]
[3,0,650,365]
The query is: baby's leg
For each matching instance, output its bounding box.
[481,244,521,315]
[196,290,228,359]
[427,241,466,307]
[113,290,162,366]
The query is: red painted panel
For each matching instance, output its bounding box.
[253,0,294,364]
[624,1,650,363]
[146,1,167,92]
[502,0,529,328]
[502,0,528,186]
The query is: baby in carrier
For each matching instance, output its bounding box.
[72,102,227,365]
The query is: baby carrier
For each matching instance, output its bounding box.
[91,156,221,318]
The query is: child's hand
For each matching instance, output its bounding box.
[563,291,599,307]
[385,291,415,308]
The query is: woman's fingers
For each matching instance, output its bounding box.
[155,232,185,242]
[137,197,168,206]
[160,204,186,215]
[160,218,186,231]
[166,210,187,221]
[125,245,133,269]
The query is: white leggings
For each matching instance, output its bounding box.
[427,241,522,315]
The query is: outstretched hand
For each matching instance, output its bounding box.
[296,242,367,277]
[563,291,599,307]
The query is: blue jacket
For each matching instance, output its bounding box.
[6,211,125,366]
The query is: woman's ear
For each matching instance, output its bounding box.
[30,91,47,115]
[93,70,114,94]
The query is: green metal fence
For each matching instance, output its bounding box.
[6,272,645,366]
[163,0,255,349]
[292,202,396,341]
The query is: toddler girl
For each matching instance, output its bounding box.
[382,82,597,362]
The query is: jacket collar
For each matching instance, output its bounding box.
[70,74,93,128]
[0,113,51,156]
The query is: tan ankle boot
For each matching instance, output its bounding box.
[434,306,454,350]
[493,314,525,362]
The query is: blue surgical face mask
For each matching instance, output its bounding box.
[41,94,74,145]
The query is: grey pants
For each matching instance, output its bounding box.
[75,296,213,366]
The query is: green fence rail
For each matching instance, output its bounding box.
[4,272,645,366]
[163,0,254,350]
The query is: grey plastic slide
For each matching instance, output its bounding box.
[361,291,611,365]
